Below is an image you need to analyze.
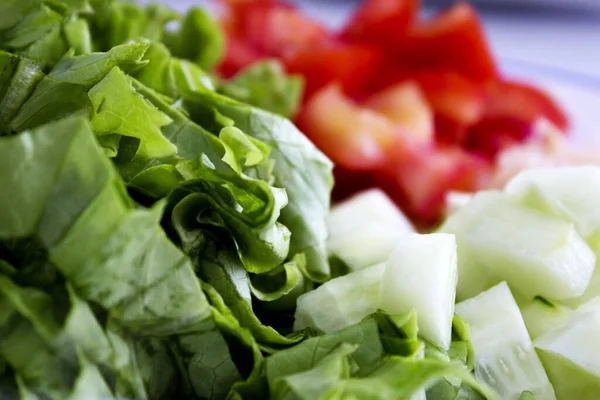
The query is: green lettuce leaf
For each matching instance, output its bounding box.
[0,276,117,399]
[0,51,44,134]
[325,356,496,400]
[88,1,178,51]
[89,66,176,158]
[0,116,249,398]
[8,42,148,132]
[0,4,68,68]
[179,84,334,282]
[163,6,224,70]
[218,60,303,119]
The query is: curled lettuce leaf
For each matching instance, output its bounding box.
[179,82,334,282]
[7,42,148,132]
[0,116,274,399]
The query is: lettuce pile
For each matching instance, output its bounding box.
[0,1,493,399]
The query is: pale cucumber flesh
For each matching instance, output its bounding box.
[327,189,414,271]
[456,282,556,400]
[459,195,595,300]
[438,191,503,302]
[520,297,573,340]
[506,166,600,240]
[381,233,457,350]
[293,262,385,333]
[534,298,600,399]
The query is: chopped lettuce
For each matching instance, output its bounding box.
[218,60,303,119]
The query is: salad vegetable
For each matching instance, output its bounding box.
[1,0,599,399]
[0,0,495,399]
[216,0,570,226]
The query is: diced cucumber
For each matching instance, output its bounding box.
[380,233,458,350]
[520,296,573,340]
[327,189,414,271]
[455,282,556,400]
[534,297,600,400]
[293,262,385,333]
[455,193,595,300]
[561,266,600,309]
[445,191,474,215]
[438,191,503,301]
[506,166,600,251]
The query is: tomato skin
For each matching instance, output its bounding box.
[482,80,569,130]
[217,0,329,77]
[394,2,498,83]
[297,83,397,170]
[363,82,434,144]
[412,70,486,125]
[283,43,384,98]
[341,0,419,44]
[384,142,491,224]
[238,2,328,55]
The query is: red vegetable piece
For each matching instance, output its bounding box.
[341,0,419,45]
[412,70,486,125]
[385,142,491,224]
[283,42,383,98]
[483,80,569,130]
[397,2,498,83]
[298,83,399,170]
[239,1,328,55]
[363,81,434,144]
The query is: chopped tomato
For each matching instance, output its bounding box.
[385,143,491,224]
[465,117,533,158]
[483,80,569,130]
[463,80,568,158]
[297,83,397,170]
[396,2,498,83]
[434,114,468,146]
[363,82,434,144]
[341,0,419,45]
[283,43,383,98]
[412,70,485,125]
[238,2,328,55]
[216,0,569,227]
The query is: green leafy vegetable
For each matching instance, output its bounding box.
[218,60,303,119]
[163,6,224,70]
[0,1,498,399]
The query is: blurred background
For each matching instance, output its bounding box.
[291,0,600,78]
[284,0,600,143]
[169,0,600,142]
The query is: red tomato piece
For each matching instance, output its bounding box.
[363,82,434,144]
[385,143,491,224]
[341,0,419,45]
[465,116,533,159]
[229,1,328,56]
[298,83,399,170]
[463,80,568,158]
[412,70,486,125]
[283,43,383,98]
[396,2,498,83]
[483,80,569,130]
